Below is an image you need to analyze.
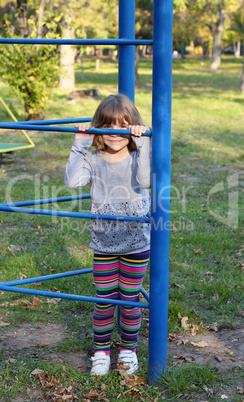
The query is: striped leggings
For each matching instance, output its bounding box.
[92,250,150,353]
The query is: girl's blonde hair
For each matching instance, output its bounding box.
[91,94,143,151]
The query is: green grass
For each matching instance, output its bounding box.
[0,55,243,401]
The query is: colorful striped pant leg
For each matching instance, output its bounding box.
[92,254,119,352]
[119,250,150,351]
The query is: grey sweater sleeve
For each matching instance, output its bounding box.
[64,138,93,189]
[134,136,151,189]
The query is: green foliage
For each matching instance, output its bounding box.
[0,32,60,119]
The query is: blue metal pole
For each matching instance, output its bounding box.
[1,268,93,287]
[0,194,91,207]
[0,123,151,136]
[0,205,150,223]
[0,284,149,309]
[0,38,152,46]
[118,0,135,101]
[148,0,173,385]
[15,118,92,125]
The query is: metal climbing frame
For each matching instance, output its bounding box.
[0,0,173,385]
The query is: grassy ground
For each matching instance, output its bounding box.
[0,56,243,401]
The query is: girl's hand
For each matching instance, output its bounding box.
[128,125,150,137]
[74,124,94,140]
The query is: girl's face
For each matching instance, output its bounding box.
[101,119,131,155]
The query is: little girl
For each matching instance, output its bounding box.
[65,94,151,376]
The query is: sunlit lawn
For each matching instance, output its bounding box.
[0,55,243,400]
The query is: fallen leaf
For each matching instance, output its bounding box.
[21,300,34,309]
[237,260,244,269]
[176,338,189,345]
[124,388,140,397]
[10,300,19,306]
[220,395,228,399]
[0,302,9,307]
[237,387,244,395]
[111,339,120,348]
[36,226,43,234]
[204,271,214,275]
[8,245,20,255]
[6,357,16,364]
[135,376,147,386]
[31,369,45,375]
[20,273,27,280]
[0,321,10,327]
[173,283,185,289]
[117,359,130,371]
[33,297,43,307]
[173,355,192,363]
[39,373,51,387]
[168,333,176,341]
[193,249,204,255]
[40,341,49,347]
[38,373,59,388]
[208,322,219,332]
[191,340,208,348]
[84,389,100,399]
[191,324,198,336]
[181,316,190,330]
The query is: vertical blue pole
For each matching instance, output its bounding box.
[118,0,135,102]
[117,0,135,333]
[148,0,173,385]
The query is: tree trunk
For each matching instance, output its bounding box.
[135,46,140,85]
[36,0,45,50]
[37,0,45,39]
[16,0,28,36]
[210,3,226,72]
[190,39,195,56]
[234,38,241,58]
[180,35,186,59]
[59,16,75,90]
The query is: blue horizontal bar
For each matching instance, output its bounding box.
[0,284,149,308]
[0,193,91,207]
[0,205,150,223]
[15,118,92,126]
[1,268,93,287]
[0,123,152,136]
[0,38,153,46]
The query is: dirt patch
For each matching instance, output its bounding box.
[0,322,69,350]
[167,329,244,371]
[1,322,243,374]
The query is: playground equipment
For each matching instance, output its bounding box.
[0,0,172,385]
[0,96,35,153]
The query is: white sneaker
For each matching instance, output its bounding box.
[90,352,110,376]
[118,350,138,375]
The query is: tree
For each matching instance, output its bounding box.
[59,1,75,90]
[192,0,242,71]
[228,4,243,60]
[0,0,60,119]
